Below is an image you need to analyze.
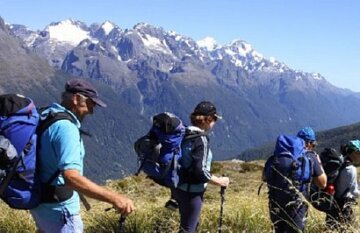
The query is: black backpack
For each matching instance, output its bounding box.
[309,148,346,212]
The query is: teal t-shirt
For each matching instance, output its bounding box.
[31,103,84,220]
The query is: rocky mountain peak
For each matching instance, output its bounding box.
[45,19,90,45]
[0,16,8,32]
[197,37,218,51]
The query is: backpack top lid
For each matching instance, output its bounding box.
[0,94,39,156]
[0,94,33,117]
[274,135,305,158]
[320,148,344,183]
[152,112,184,135]
[320,148,342,160]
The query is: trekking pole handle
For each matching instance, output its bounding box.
[220,173,228,193]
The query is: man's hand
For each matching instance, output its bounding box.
[63,169,135,215]
[111,194,135,216]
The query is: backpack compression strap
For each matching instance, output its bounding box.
[0,140,34,196]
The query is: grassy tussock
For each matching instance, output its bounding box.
[0,161,359,232]
[0,207,35,233]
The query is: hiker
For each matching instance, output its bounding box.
[172,101,230,233]
[296,127,327,190]
[30,79,134,233]
[263,133,326,233]
[297,127,318,153]
[325,140,360,230]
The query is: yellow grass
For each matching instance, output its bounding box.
[0,160,359,232]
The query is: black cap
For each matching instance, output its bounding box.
[65,79,107,107]
[192,101,222,119]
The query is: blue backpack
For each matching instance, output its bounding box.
[264,135,312,207]
[134,112,186,188]
[0,94,75,209]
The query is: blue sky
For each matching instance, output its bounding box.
[1,0,359,91]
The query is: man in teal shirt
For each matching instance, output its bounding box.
[30,79,134,233]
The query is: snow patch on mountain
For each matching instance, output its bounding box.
[269,57,276,63]
[47,19,90,46]
[312,73,323,80]
[169,32,182,41]
[197,37,218,51]
[229,40,252,57]
[251,50,264,62]
[141,34,172,54]
[101,21,115,35]
[234,59,243,67]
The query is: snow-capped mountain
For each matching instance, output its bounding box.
[10,19,94,68]
[10,19,323,83]
[0,18,144,182]
[8,18,360,160]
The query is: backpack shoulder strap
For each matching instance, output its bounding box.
[300,152,313,186]
[37,110,91,138]
[36,111,79,186]
[37,110,92,209]
[183,129,208,142]
[37,111,75,137]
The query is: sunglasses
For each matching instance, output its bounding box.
[211,115,218,122]
[77,93,95,105]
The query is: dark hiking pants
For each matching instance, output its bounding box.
[173,188,204,233]
[325,198,356,231]
[269,201,308,233]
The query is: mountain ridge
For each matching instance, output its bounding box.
[2,16,360,182]
[237,121,360,161]
[7,19,342,85]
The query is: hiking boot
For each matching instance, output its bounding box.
[165,198,178,210]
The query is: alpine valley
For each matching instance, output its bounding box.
[2,16,360,182]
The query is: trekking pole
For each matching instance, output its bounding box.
[116,215,126,233]
[218,176,227,233]
[79,193,91,211]
[105,207,127,233]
